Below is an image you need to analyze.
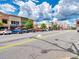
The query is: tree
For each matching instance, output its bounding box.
[51,23,60,30]
[41,23,47,29]
[52,24,58,30]
[25,20,33,29]
[71,26,76,30]
[0,20,3,27]
[57,25,60,30]
[50,22,54,29]
[22,18,34,29]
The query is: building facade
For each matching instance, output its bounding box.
[0,12,35,30]
[0,12,24,29]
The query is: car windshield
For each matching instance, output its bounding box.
[0,27,7,31]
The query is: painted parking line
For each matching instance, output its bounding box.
[0,38,37,50]
[0,30,71,50]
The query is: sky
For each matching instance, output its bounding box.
[0,0,78,25]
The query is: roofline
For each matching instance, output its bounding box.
[0,11,34,21]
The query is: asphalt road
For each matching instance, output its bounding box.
[0,30,79,59]
[0,31,62,42]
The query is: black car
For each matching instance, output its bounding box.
[27,29,35,33]
[21,29,28,33]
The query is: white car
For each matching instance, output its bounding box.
[0,29,12,35]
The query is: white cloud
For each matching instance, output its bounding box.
[60,20,76,26]
[18,0,39,19]
[61,20,71,24]
[0,10,6,13]
[52,18,58,22]
[13,0,25,6]
[30,0,39,2]
[0,4,16,12]
[16,0,53,21]
[13,0,39,6]
[38,2,53,19]
[53,0,79,20]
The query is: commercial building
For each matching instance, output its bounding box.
[0,12,22,29]
[0,12,34,30]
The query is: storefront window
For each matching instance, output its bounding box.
[11,21,19,25]
[2,19,7,24]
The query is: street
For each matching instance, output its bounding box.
[0,30,79,59]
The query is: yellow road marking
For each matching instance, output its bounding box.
[0,39,37,50]
[62,57,70,59]
[0,30,71,50]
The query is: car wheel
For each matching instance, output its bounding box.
[77,30,79,32]
[9,33,11,35]
[19,32,22,34]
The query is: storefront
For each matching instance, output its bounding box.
[0,12,34,30]
[0,12,22,30]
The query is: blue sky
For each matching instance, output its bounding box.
[0,0,59,15]
[0,0,78,25]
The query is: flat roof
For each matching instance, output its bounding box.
[0,12,34,21]
[0,12,27,19]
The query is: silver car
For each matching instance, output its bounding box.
[0,29,12,35]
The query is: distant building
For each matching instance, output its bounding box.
[59,22,70,30]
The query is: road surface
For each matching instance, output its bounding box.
[0,30,79,59]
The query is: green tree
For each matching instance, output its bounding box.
[25,20,33,29]
[57,25,60,30]
[53,24,58,30]
[41,23,47,29]
[0,20,3,27]
[51,22,60,30]
[51,22,54,29]
[22,18,33,29]
[22,18,28,25]
[71,26,76,30]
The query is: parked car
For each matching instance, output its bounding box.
[27,29,35,33]
[21,28,28,33]
[35,28,42,32]
[42,29,47,32]
[11,28,23,34]
[0,29,12,35]
[48,27,53,31]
